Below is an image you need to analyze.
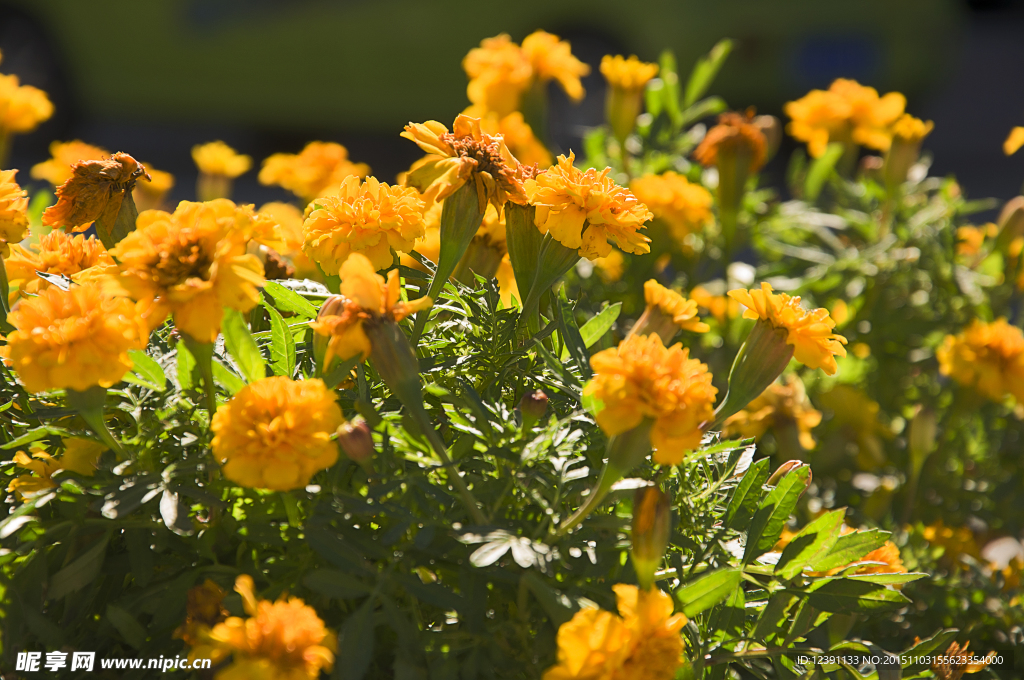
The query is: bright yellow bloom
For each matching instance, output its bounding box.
[584,334,717,464]
[463,34,533,116]
[526,152,652,259]
[1004,127,1024,156]
[108,200,265,343]
[211,377,343,491]
[599,55,658,91]
[31,140,109,185]
[466,105,553,168]
[303,175,425,273]
[728,283,848,375]
[0,168,29,257]
[259,142,370,203]
[891,114,933,143]
[6,438,104,501]
[690,285,740,324]
[496,253,519,307]
[42,153,151,231]
[5,229,115,303]
[258,202,320,279]
[1,284,147,393]
[723,375,822,450]
[310,253,432,363]
[0,72,53,133]
[634,280,709,337]
[190,575,335,680]
[937,318,1024,403]
[629,172,712,245]
[402,114,529,213]
[521,30,589,102]
[59,437,106,476]
[693,110,769,173]
[785,79,906,157]
[544,584,686,680]
[192,141,252,178]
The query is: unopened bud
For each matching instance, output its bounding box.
[313,295,346,377]
[519,389,549,429]
[766,460,811,488]
[337,419,374,471]
[631,485,671,591]
[713,319,794,427]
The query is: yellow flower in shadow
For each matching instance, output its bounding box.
[31,140,109,185]
[0,168,28,257]
[630,172,712,246]
[723,374,822,450]
[0,71,53,134]
[521,30,589,102]
[938,318,1024,403]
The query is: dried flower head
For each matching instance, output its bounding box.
[0,168,29,257]
[466,105,552,168]
[192,141,252,178]
[937,318,1024,403]
[259,141,370,203]
[693,110,769,173]
[42,153,150,231]
[5,230,115,303]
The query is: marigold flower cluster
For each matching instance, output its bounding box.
[784,78,906,157]
[723,375,822,450]
[585,333,717,464]
[544,584,686,680]
[0,168,29,257]
[526,152,652,259]
[0,68,53,134]
[729,283,848,375]
[937,318,1024,403]
[259,141,370,203]
[189,575,335,680]
[465,105,552,168]
[629,172,713,245]
[4,229,115,303]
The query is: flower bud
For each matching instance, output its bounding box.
[907,406,937,476]
[519,389,549,430]
[313,295,346,377]
[766,460,811,488]
[337,419,374,472]
[631,485,671,591]
[712,319,794,428]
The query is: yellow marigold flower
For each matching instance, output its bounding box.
[855,541,907,576]
[923,520,981,565]
[521,30,589,102]
[729,283,848,375]
[108,200,265,343]
[629,172,712,244]
[891,113,934,144]
[463,34,533,117]
[544,584,686,680]
[526,152,652,259]
[956,223,998,258]
[0,168,29,257]
[31,140,109,186]
[466,105,553,168]
[303,175,425,273]
[600,55,658,92]
[191,575,335,680]
[593,249,625,283]
[5,229,115,303]
[693,110,769,173]
[930,640,994,679]
[584,333,717,464]
[42,153,150,231]
[258,202,320,279]
[192,141,252,178]
[496,253,519,307]
[723,375,822,450]
[211,376,343,491]
[259,141,370,203]
[402,114,529,213]
[0,72,53,134]
[632,280,709,341]
[1004,127,1024,156]
[7,447,61,500]
[59,437,105,476]
[690,285,740,324]
[0,284,147,393]
[310,253,432,364]
[785,78,905,157]
[937,318,1024,403]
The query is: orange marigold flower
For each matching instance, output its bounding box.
[584,333,717,464]
[891,113,934,144]
[690,285,740,323]
[543,584,686,680]
[402,114,529,213]
[526,152,652,259]
[693,110,769,173]
[723,375,822,450]
[728,283,848,375]
[466,105,553,168]
[930,640,994,679]
[42,153,150,231]
[192,141,252,178]
[7,447,61,500]
[310,253,432,364]
[521,30,590,102]
[463,33,533,116]
[600,55,659,91]
[0,71,53,133]
[108,200,265,343]
[629,172,713,244]
[923,520,981,565]
[258,201,320,280]
[211,376,343,491]
[0,168,29,257]
[784,78,906,157]
[937,318,1024,403]
[31,140,109,186]
[5,230,115,303]
[956,223,997,258]
[190,575,335,680]
[303,175,425,273]
[1005,127,1024,156]
[259,141,370,203]
[0,284,147,393]
[631,280,709,341]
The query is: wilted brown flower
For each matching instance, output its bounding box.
[42,153,150,233]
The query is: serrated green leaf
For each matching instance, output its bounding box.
[724,457,770,530]
[753,591,797,642]
[809,529,890,573]
[563,302,621,359]
[775,509,845,580]
[264,280,318,318]
[267,305,296,378]
[126,350,167,391]
[743,466,810,562]
[222,308,266,383]
[676,567,742,617]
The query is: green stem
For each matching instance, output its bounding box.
[0,129,10,169]
[553,463,622,539]
[418,409,487,526]
[183,336,217,417]
[65,387,129,460]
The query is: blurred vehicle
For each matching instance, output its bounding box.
[0,0,962,136]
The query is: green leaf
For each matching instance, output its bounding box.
[711,584,745,641]
[775,509,845,580]
[724,457,770,530]
[553,289,590,379]
[1,426,72,450]
[175,340,195,391]
[564,302,621,358]
[212,360,245,395]
[676,567,742,618]
[523,573,577,628]
[222,308,266,383]
[809,529,889,573]
[267,305,296,378]
[804,142,844,202]
[49,534,109,600]
[334,596,376,680]
[106,604,147,649]
[125,350,167,391]
[304,569,372,599]
[683,39,733,108]
[753,591,797,642]
[900,628,958,669]
[264,280,318,318]
[806,578,911,613]
[743,465,810,562]
[659,50,682,127]
[846,572,927,586]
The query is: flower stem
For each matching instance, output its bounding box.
[66,387,129,460]
[183,336,217,417]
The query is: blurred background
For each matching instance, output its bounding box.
[2,0,1023,207]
